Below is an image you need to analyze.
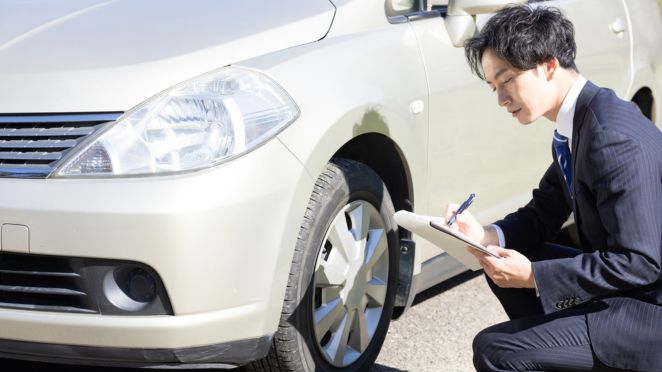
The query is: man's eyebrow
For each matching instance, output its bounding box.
[486,68,509,84]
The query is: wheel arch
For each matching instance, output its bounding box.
[332,133,418,316]
[333,133,414,220]
[631,86,656,122]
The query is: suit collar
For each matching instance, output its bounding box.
[571,81,600,154]
[556,75,587,145]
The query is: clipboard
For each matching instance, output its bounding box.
[393,210,500,271]
[428,219,500,258]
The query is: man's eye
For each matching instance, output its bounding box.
[504,77,513,84]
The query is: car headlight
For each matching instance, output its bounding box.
[54,67,300,177]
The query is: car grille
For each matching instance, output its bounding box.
[0,113,122,178]
[0,252,97,314]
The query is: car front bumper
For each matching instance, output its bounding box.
[0,335,271,368]
[0,138,313,359]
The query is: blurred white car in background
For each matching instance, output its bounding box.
[0,0,660,370]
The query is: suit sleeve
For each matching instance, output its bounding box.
[533,126,662,314]
[494,162,572,253]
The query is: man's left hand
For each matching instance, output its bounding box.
[468,246,535,289]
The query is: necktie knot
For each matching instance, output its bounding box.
[553,130,568,144]
[553,130,573,196]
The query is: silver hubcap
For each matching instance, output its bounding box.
[313,200,389,367]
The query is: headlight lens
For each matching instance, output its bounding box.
[55,67,300,177]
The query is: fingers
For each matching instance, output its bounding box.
[476,248,507,280]
[455,209,475,220]
[453,210,479,229]
[482,261,505,286]
[465,246,485,259]
[479,248,533,289]
[486,245,508,257]
[482,266,493,279]
[469,247,494,273]
[466,247,499,284]
[444,203,459,222]
[478,254,497,269]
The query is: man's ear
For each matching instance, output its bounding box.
[542,58,559,80]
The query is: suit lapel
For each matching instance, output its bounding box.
[570,81,600,214]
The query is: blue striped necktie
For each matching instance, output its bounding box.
[553,130,573,196]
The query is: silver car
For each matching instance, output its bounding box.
[0,0,660,370]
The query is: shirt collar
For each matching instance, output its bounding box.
[556,75,587,142]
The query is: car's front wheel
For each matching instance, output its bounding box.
[248,158,399,372]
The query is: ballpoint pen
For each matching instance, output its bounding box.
[447,193,476,226]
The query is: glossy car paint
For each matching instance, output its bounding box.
[0,0,660,363]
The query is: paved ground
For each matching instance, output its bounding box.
[371,270,507,371]
[0,270,507,372]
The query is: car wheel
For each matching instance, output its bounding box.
[247,158,399,372]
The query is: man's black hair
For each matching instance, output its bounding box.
[464,5,578,80]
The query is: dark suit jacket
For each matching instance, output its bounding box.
[495,81,662,371]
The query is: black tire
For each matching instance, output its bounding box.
[247,158,399,372]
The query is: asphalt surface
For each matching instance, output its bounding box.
[0,270,507,372]
[371,270,507,371]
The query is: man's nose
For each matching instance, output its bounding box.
[497,89,510,107]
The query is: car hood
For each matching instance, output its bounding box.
[0,0,335,113]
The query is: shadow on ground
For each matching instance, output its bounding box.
[1,358,410,371]
[370,363,409,371]
[411,269,484,307]
[0,359,113,371]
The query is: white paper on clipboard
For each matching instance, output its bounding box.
[393,210,500,271]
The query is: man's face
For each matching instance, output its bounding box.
[481,49,555,124]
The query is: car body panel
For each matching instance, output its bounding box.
[0,0,660,366]
[0,0,335,113]
[542,0,631,96]
[241,6,432,273]
[0,302,265,349]
[623,0,662,128]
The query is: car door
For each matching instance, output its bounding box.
[532,0,632,97]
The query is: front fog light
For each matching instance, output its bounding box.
[103,265,159,311]
[122,267,157,303]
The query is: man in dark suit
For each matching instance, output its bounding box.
[445,5,662,371]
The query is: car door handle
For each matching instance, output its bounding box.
[409,100,424,115]
[610,18,626,35]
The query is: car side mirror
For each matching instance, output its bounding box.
[445,0,526,47]
[385,0,422,18]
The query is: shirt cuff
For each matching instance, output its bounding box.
[489,224,506,247]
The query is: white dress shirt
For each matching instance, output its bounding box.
[555,75,587,152]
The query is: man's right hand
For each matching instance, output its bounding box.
[444,203,485,243]
[444,204,503,248]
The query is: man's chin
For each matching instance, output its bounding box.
[515,116,534,125]
[510,109,533,124]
